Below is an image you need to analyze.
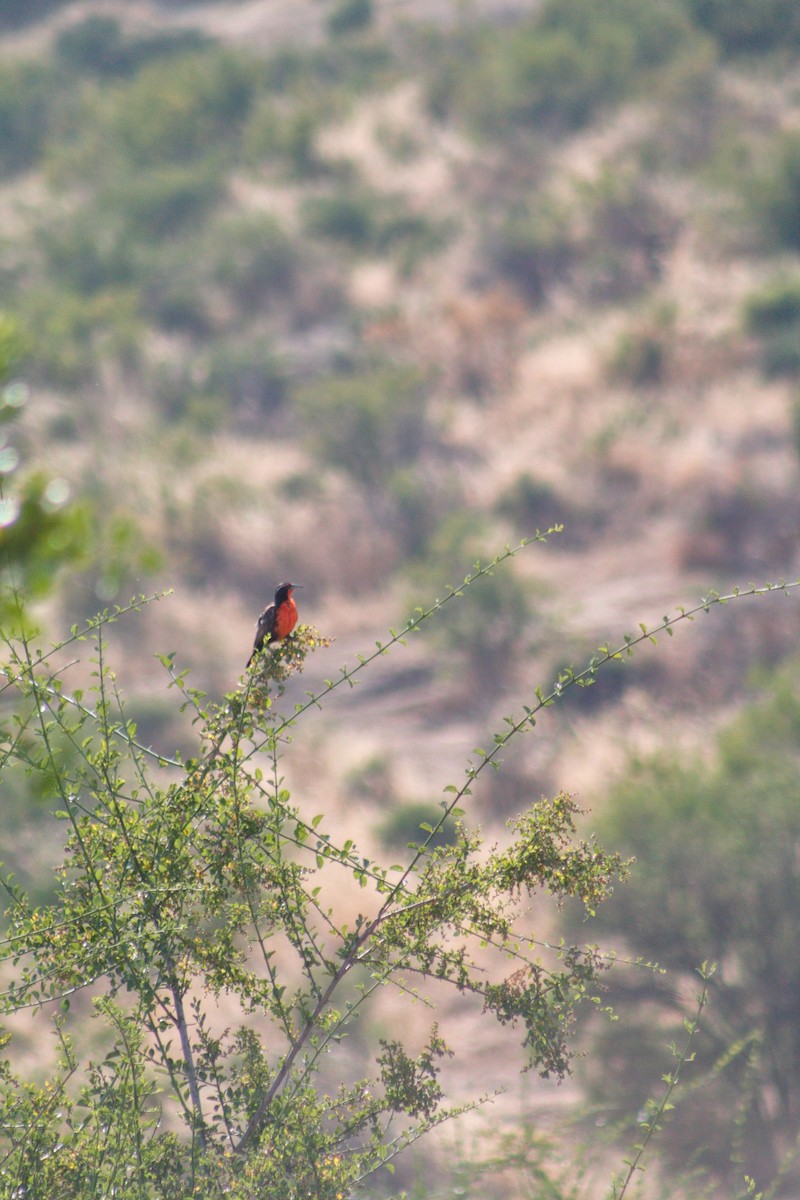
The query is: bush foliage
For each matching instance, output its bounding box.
[0,545,627,1197]
[0,60,66,177]
[685,0,800,53]
[54,16,210,78]
[577,672,800,1190]
[428,0,698,135]
[747,131,800,253]
[294,364,434,487]
[743,275,800,378]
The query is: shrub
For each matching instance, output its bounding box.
[487,199,574,305]
[377,801,459,852]
[374,207,455,273]
[607,328,666,385]
[1,513,798,1194]
[150,362,215,425]
[0,60,63,176]
[150,340,287,428]
[0,0,68,27]
[294,365,432,487]
[275,470,324,502]
[344,753,396,805]
[143,279,213,337]
[0,550,627,1195]
[102,47,257,170]
[747,131,800,253]
[39,209,137,295]
[386,464,455,559]
[54,16,133,75]
[204,339,288,420]
[606,307,676,386]
[409,511,534,692]
[327,0,373,36]
[488,170,673,305]
[685,0,800,53]
[536,0,694,70]
[302,186,451,265]
[547,646,651,713]
[54,16,210,77]
[641,37,721,172]
[302,191,375,247]
[495,472,574,536]
[576,169,676,300]
[21,288,143,388]
[743,276,800,334]
[743,276,800,378]
[211,214,298,308]
[432,0,696,137]
[257,38,392,102]
[133,227,220,335]
[756,328,800,378]
[103,164,225,241]
[244,101,324,179]
[574,672,800,1188]
[440,24,630,136]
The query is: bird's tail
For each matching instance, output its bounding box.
[247,642,266,669]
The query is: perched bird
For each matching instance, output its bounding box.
[247,582,301,668]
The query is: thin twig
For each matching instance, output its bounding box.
[610,968,712,1200]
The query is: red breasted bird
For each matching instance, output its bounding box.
[247,582,301,668]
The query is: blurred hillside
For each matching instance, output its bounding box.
[2,0,800,1193]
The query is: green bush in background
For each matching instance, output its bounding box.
[0,0,69,29]
[104,48,257,169]
[54,16,210,77]
[747,131,800,253]
[0,60,66,177]
[576,672,800,1190]
[294,365,433,487]
[327,0,373,37]
[743,275,800,378]
[430,0,697,135]
[685,0,800,53]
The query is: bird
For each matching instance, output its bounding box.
[247,582,301,668]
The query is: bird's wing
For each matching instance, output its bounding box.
[254,603,276,648]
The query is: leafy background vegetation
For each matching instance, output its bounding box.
[1,0,800,1195]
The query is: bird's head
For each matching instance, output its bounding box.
[275,582,301,603]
